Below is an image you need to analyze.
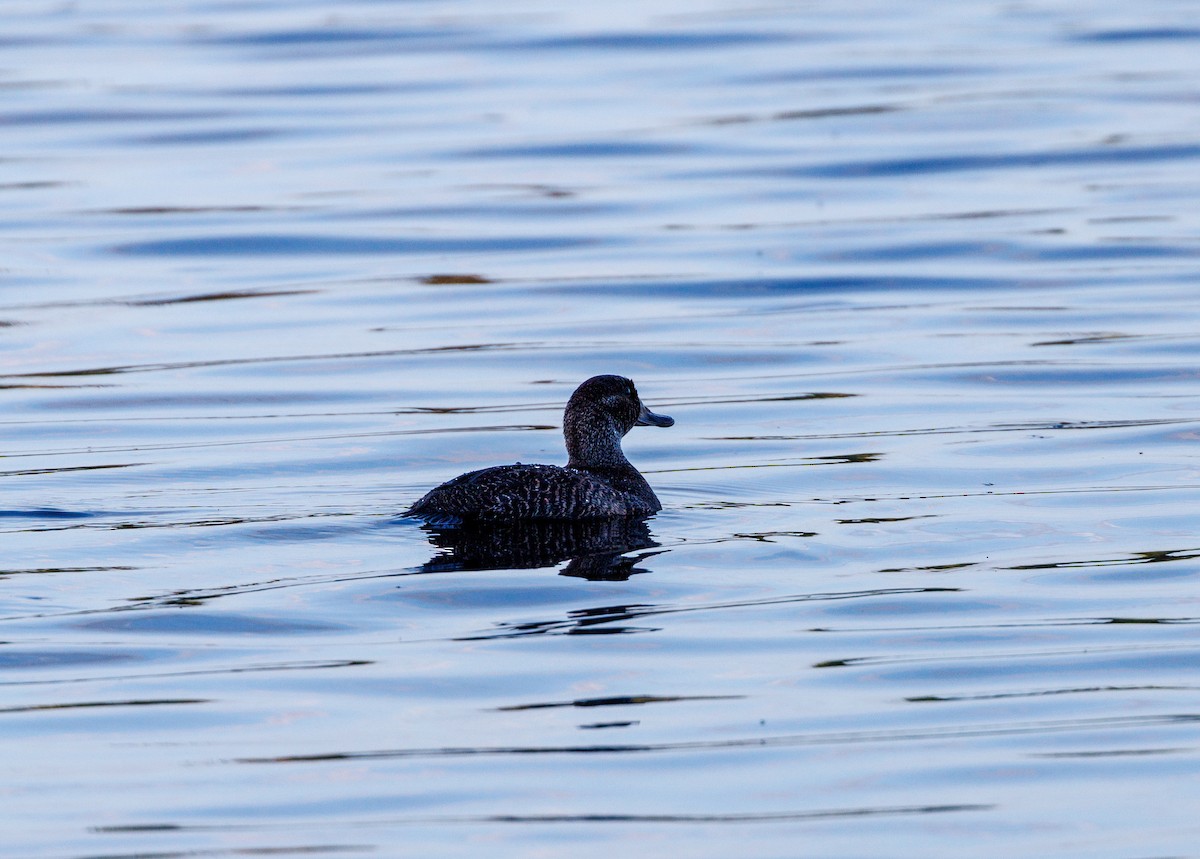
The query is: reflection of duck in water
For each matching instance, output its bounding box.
[417,517,663,580]
[406,375,674,524]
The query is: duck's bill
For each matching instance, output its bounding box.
[637,405,674,427]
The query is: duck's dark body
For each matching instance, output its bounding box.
[409,462,659,524]
[406,375,673,524]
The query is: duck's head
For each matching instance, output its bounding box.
[567,375,674,438]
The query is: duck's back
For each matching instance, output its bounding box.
[406,463,655,524]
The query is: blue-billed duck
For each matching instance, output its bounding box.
[406,375,674,523]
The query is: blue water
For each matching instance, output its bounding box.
[4,2,1200,857]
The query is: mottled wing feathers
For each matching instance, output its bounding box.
[406,464,632,523]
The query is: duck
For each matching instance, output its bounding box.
[405,375,674,524]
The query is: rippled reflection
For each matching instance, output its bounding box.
[416,517,663,580]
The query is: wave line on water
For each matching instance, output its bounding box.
[707,415,1200,441]
[0,343,538,379]
[0,659,370,688]
[0,698,207,714]
[661,469,1200,503]
[804,617,1200,636]
[457,587,959,640]
[0,424,556,459]
[907,684,1198,703]
[813,641,1200,670]
[0,462,144,476]
[228,713,1200,764]
[92,803,991,833]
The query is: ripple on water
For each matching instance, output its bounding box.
[74,612,347,636]
[0,650,144,671]
[112,233,596,256]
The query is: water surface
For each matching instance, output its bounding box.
[4,1,1200,857]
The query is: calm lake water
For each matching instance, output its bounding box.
[4,1,1200,856]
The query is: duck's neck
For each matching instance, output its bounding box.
[565,406,631,471]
